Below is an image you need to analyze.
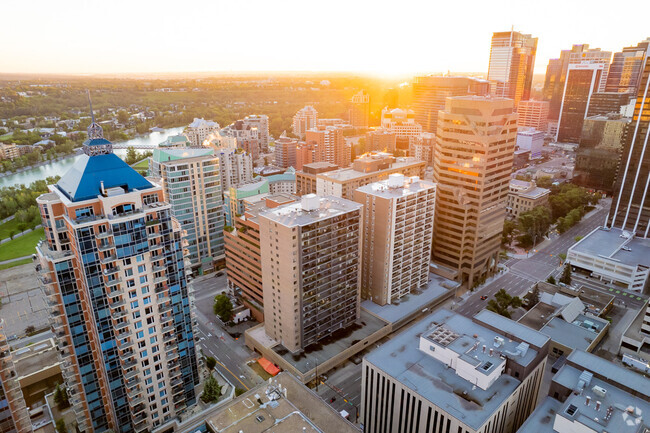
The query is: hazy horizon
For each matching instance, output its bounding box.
[2,0,649,76]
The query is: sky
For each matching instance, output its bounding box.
[2,0,649,77]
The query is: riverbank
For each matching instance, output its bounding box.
[0,150,82,179]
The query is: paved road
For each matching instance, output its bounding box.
[316,362,362,423]
[456,203,611,318]
[190,274,261,391]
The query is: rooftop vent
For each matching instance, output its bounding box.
[301,194,320,211]
[388,173,405,188]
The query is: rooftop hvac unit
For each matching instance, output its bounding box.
[388,173,405,188]
[301,194,320,211]
[592,385,607,398]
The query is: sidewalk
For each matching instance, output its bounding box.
[0,255,32,265]
[0,224,42,245]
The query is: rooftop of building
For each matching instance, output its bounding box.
[361,273,457,325]
[547,353,650,433]
[188,118,219,128]
[365,309,546,430]
[569,227,650,267]
[259,195,361,227]
[12,337,59,378]
[517,129,546,137]
[509,179,533,190]
[355,175,435,199]
[56,152,154,202]
[473,309,551,349]
[202,372,359,433]
[518,186,550,199]
[622,301,650,346]
[248,309,388,374]
[300,162,340,175]
[541,315,606,351]
[317,157,423,182]
[153,147,214,163]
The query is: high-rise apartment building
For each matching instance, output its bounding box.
[221,120,262,161]
[488,31,538,107]
[412,75,490,132]
[259,194,362,353]
[184,118,220,147]
[315,152,426,199]
[224,194,296,320]
[543,44,612,120]
[557,63,606,143]
[0,320,31,433]
[214,147,254,190]
[433,97,517,288]
[274,134,298,169]
[608,56,650,235]
[305,125,348,168]
[242,114,270,149]
[35,121,198,433]
[586,92,635,117]
[295,142,316,171]
[292,106,318,139]
[365,129,397,153]
[361,308,549,433]
[151,148,224,274]
[517,99,549,131]
[349,90,370,129]
[606,38,650,94]
[354,174,436,306]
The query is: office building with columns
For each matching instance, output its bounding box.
[432,96,517,288]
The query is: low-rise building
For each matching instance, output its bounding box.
[316,152,425,199]
[224,194,297,321]
[516,129,544,158]
[517,350,650,433]
[177,372,360,433]
[567,227,650,292]
[361,308,549,433]
[365,128,396,153]
[620,300,650,373]
[506,179,550,219]
[295,162,339,196]
[0,142,21,160]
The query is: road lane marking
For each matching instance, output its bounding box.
[216,360,249,390]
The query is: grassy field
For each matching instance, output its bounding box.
[0,228,44,261]
[0,258,32,270]
[0,218,39,241]
[132,158,150,169]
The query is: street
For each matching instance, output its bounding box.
[316,362,363,423]
[456,202,611,317]
[190,274,262,391]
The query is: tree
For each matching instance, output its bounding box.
[201,374,222,403]
[502,219,517,246]
[55,418,67,433]
[25,325,36,335]
[213,294,233,322]
[125,146,138,165]
[518,206,552,248]
[117,110,130,125]
[205,356,217,370]
[524,286,540,307]
[536,176,553,189]
[486,289,522,318]
[560,264,572,285]
[53,383,70,409]
[546,275,556,285]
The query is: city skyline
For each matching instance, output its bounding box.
[2,0,649,76]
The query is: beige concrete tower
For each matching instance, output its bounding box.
[259,194,362,353]
[354,174,436,305]
[432,96,517,289]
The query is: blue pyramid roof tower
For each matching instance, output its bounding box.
[56,92,153,202]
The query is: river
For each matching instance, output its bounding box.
[0,127,184,189]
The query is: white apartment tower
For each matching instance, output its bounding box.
[216,147,254,190]
[354,174,436,305]
[184,118,220,147]
[292,106,318,139]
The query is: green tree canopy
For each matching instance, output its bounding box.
[201,374,222,404]
[213,294,233,322]
[486,289,522,319]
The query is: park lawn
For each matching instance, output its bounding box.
[0,218,25,241]
[0,132,13,141]
[0,227,44,261]
[0,258,32,270]
[132,158,150,169]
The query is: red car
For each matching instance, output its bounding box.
[480,295,488,300]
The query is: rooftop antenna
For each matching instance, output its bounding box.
[86,90,104,140]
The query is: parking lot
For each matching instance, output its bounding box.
[0,262,50,337]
